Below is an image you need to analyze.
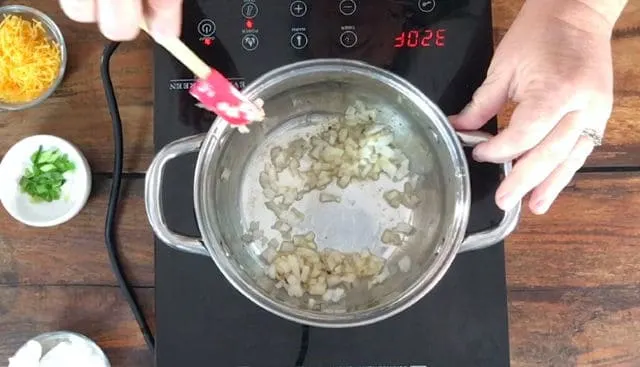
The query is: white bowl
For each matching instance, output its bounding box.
[0,135,91,227]
[9,331,110,367]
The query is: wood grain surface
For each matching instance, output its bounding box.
[0,286,154,366]
[0,0,639,366]
[493,0,640,168]
[0,178,153,287]
[0,0,153,174]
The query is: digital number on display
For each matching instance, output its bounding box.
[393,29,446,48]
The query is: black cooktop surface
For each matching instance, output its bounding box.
[153,1,509,366]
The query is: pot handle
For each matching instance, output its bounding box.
[144,134,210,257]
[456,131,522,253]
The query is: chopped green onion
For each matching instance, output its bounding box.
[19,145,76,203]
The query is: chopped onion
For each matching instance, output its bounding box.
[262,248,278,263]
[272,220,292,234]
[401,194,421,209]
[270,147,289,172]
[383,190,402,209]
[263,188,277,200]
[381,229,403,246]
[338,128,349,143]
[337,176,351,188]
[320,146,344,162]
[368,266,390,289]
[394,159,410,181]
[267,238,279,248]
[393,222,415,235]
[398,255,411,273]
[220,168,230,181]
[265,201,285,216]
[259,172,271,190]
[322,287,345,302]
[266,164,278,182]
[256,100,427,304]
[280,241,295,252]
[280,210,303,225]
[319,192,341,203]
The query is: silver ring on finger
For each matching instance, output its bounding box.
[580,128,603,147]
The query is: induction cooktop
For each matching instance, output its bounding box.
[153,1,509,366]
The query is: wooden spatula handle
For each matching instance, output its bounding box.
[139,22,210,79]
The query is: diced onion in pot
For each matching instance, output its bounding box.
[319,192,341,203]
[393,222,415,235]
[254,100,430,304]
[398,255,411,273]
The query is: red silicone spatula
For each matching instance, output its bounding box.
[140,22,264,133]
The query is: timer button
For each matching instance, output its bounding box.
[290,1,308,17]
[339,0,357,16]
[339,30,357,48]
[418,0,436,13]
[241,2,259,19]
[241,34,259,51]
[290,32,309,49]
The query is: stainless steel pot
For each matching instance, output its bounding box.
[145,59,521,328]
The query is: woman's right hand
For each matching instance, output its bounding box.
[59,0,184,40]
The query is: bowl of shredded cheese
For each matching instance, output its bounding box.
[0,5,67,110]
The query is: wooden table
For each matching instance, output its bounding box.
[0,1,639,366]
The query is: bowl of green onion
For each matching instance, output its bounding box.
[0,135,91,227]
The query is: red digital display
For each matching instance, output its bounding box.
[393,29,446,48]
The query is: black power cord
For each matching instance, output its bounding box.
[100,40,310,366]
[100,41,155,352]
[295,325,310,366]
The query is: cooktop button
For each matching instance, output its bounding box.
[197,19,216,37]
[418,0,436,13]
[241,2,259,19]
[290,32,309,49]
[241,34,259,51]
[339,0,357,15]
[290,1,308,17]
[339,30,357,48]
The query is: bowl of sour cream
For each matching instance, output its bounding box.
[8,331,110,367]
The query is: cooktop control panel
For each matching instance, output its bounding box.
[193,0,441,52]
[176,0,493,115]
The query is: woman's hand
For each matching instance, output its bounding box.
[59,0,183,40]
[450,0,619,215]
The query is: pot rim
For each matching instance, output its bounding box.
[193,58,471,328]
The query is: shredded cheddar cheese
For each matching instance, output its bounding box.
[0,14,62,104]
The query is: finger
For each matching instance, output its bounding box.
[473,93,572,163]
[96,0,142,41]
[59,0,97,23]
[493,111,584,211]
[529,136,595,214]
[147,0,183,37]
[449,68,512,131]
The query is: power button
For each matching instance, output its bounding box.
[197,19,216,37]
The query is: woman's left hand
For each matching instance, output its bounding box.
[449,0,615,215]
